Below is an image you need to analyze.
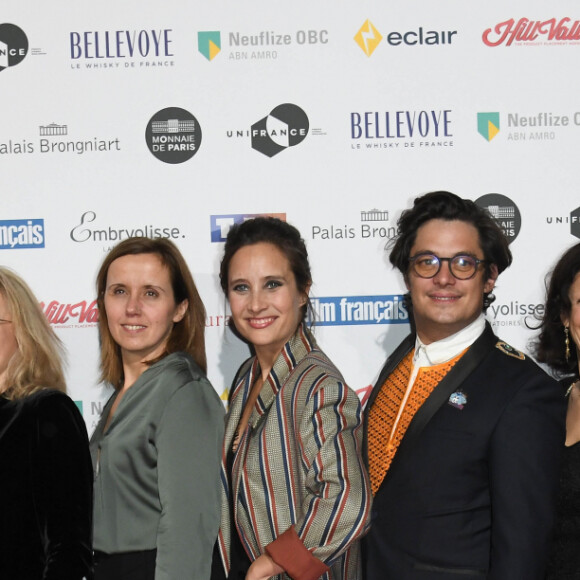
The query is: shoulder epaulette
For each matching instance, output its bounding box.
[495,340,525,360]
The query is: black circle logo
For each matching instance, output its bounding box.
[251,104,309,157]
[475,193,521,244]
[145,107,202,164]
[0,23,29,72]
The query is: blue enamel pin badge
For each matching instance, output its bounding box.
[448,391,467,410]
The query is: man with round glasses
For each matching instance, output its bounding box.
[363,191,565,579]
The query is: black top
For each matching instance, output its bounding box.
[546,441,580,579]
[0,389,93,579]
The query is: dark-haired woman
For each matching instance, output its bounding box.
[535,242,580,579]
[212,217,371,580]
[90,237,224,580]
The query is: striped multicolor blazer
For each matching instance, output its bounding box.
[215,325,372,580]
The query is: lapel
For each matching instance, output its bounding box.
[389,323,497,474]
[229,325,316,501]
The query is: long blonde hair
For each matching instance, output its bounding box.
[0,267,66,399]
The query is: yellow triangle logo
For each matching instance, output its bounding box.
[209,40,220,61]
[488,121,499,141]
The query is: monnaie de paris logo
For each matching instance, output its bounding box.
[145,107,202,164]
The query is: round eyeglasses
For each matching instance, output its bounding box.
[409,253,487,280]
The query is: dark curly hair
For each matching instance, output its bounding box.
[219,217,312,323]
[389,190,512,312]
[534,242,580,378]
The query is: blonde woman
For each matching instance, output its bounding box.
[0,267,93,579]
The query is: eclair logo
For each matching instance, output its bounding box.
[354,20,382,56]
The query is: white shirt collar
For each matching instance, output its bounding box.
[413,313,486,368]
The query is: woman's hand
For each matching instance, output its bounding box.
[246,553,285,580]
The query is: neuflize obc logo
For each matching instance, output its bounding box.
[0,219,45,249]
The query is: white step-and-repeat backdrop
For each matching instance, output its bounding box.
[2,1,579,433]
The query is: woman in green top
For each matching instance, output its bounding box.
[90,237,224,580]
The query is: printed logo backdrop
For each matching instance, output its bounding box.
[1,0,578,431]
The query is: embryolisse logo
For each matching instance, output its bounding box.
[145,107,202,163]
[0,23,28,72]
[70,211,184,244]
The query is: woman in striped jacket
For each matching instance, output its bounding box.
[212,217,371,580]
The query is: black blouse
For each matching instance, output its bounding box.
[0,389,93,579]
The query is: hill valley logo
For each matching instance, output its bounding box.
[482,18,580,47]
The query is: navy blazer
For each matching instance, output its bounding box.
[363,323,566,580]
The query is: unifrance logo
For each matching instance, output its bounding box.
[482,18,580,47]
[0,219,45,249]
[477,112,500,141]
[251,104,309,157]
[475,194,521,244]
[198,31,221,61]
[310,295,408,326]
[354,20,382,56]
[354,20,457,56]
[210,213,287,242]
[545,207,580,239]
[145,107,202,163]
[0,23,28,72]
